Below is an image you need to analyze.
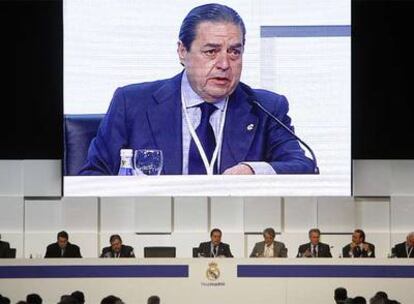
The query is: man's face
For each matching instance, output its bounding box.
[263,233,274,246]
[309,232,320,245]
[111,239,122,253]
[210,231,222,246]
[178,21,244,102]
[352,232,363,245]
[57,237,68,249]
[407,235,414,247]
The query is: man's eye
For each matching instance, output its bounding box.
[204,49,217,56]
[229,49,241,56]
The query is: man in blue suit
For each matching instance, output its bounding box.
[79,4,316,176]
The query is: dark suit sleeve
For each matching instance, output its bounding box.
[262,94,315,174]
[44,244,53,258]
[128,246,135,258]
[100,247,109,258]
[342,245,350,258]
[249,244,258,258]
[79,88,129,175]
[297,244,305,257]
[369,244,375,258]
[324,244,332,258]
[74,245,82,258]
[224,244,233,258]
[197,243,207,257]
[280,243,288,258]
[0,242,10,258]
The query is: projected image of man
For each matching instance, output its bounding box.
[80,4,317,176]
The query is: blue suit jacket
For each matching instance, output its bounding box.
[79,73,315,175]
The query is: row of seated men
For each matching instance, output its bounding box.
[1,229,413,259]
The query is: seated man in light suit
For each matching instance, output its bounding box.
[392,232,414,258]
[100,234,135,258]
[342,229,375,258]
[297,228,332,258]
[250,227,287,258]
[79,3,316,176]
[197,228,233,258]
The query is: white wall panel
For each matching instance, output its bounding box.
[284,197,317,232]
[244,197,281,232]
[390,161,414,195]
[390,196,414,232]
[23,160,61,197]
[173,197,208,233]
[61,197,98,232]
[100,197,136,232]
[0,197,24,232]
[135,197,172,233]
[0,160,23,196]
[355,198,390,232]
[317,197,355,232]
[25,200,62,232]
[210,197,244,232]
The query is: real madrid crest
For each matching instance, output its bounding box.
[206,262,220,281]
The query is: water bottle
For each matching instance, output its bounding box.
[118,149,135,176]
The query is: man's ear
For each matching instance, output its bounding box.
[177,41,187,66]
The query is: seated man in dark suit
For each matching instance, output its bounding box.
[392,231,414,258]
[100,234,135,258]
[0,235,11,258]
[250,227,287,257]
[197,228,233,257]
[342,229,375,258]
[45,231,82,258]
[79,3,317,176]
[297,228,332,258]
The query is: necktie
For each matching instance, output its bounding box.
[312,245,317,257]
[214,246,218,257]
[61,248,65,257]
[188,103,218,174]
[265,246,271,257]
[355,246,361,257]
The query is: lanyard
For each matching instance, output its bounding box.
[406,245,413,258]
[181,90,228,175]
[211,244,218,257]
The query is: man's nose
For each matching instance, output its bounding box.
[215,52,230,70]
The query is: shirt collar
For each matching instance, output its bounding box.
[181,70,226,111]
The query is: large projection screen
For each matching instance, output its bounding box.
[63,0,351,196]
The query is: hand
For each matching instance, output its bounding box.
[303,249,312,257]
[350,242,357,249]
[362,243,370,252]
[222,164,254,175]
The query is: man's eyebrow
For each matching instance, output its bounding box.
[229,43,243,49]
[202,43,243,49]
[202,43,221,48]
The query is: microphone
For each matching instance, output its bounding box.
[240,83,319,174]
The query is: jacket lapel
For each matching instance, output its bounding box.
[220,85,258,172]
[147,73,183,174]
